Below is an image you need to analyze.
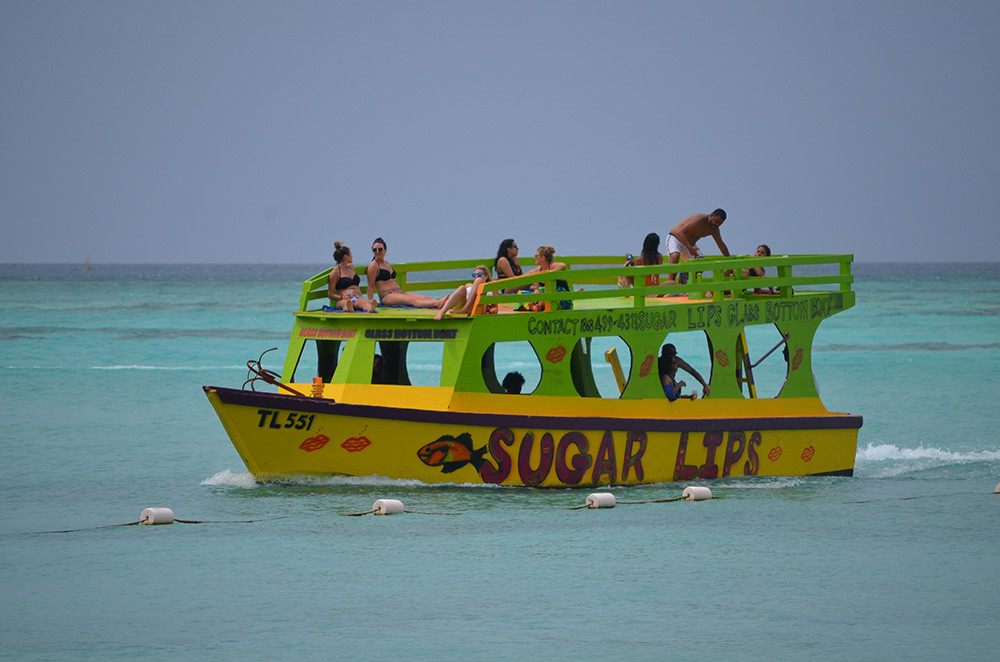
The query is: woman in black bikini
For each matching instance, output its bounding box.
[494,238,524,294]
[624,232,664,290]
[366,237,445,309]
[328,241,376,312]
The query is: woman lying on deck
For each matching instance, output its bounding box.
[433,266,492,320]
[366,237,446,309]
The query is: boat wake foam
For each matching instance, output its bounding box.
[201,469,512,489]
[855,442,1000,478]
[856,442,1000,463]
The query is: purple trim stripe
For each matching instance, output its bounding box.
[204,386,863,433]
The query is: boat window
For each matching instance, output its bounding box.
[659,331,712,399]
[738,325,789,399]
[482,341,541,394]
[300,339,345,383]
[585,336,633,398]
[376,340,444,387]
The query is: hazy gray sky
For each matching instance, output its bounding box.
[2,1,997,264]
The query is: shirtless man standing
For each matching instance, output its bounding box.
[666,208,730,284]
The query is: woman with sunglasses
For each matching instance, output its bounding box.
[328,241,377,312]
[493,238,523,293]
[366,237,445,309]
[524,245,568,291]
[433,266,492,320]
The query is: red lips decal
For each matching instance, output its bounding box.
[341,436,372,452]
[300,434,330,452]
[801,445,815,462]
[768,446,782,462]
[639,355,654,377]
[791,348,803,371]
[715,350,729,367]
[546,345,567,363]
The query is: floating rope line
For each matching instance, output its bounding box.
[30,508,270,535]
[566,487,714,509]
[564,496,687,510]
[849,491,987,504]
[342,499,460,516]
[37,521,144,534]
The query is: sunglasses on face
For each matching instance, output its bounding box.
[473,272,485,278]
[373,247,385,253]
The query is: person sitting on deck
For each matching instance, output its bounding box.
[433,266,492,320]
[521,245,571,311]
[659,343,710,400]
[624,232,664,293]
[366,237,446,309]
[328,241,377,312]
[493,239,524,294]
[743,244,774,294]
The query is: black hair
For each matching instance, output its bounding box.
[502,371,526,395]
[641,232,661,267]
[372,237,387,250]
[711,209,727,221]
[757,244,771,256]
[495,239,516,269]
[333,241,351,263]
[658,343,677,379]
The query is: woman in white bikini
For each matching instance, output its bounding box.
[433,266,492,320]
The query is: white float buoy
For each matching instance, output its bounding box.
[373,499,404,515]
[140,507,175,525]
[586,492,617,508]
[682,486,713,501]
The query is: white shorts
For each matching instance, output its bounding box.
[666,233,691,258]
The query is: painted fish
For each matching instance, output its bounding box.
[417,432,487,474]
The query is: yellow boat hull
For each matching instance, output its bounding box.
[205,386,860,486]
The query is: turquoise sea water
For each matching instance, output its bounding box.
[2,263,999,661]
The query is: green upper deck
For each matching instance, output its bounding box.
[298,253,854,313]
[284,253,855,402]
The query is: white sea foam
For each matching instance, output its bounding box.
[201,469,431,488]
[856,442,1000,463]
[201,469,516,489]
[710,476,810,489]
[201,469,259,488]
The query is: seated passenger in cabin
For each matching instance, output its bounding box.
[502,371,526,394]
[366,237,446,309]
[659,343,710,400]
[433,266,492,320]
[494,239,524,294]
[328,241,377,312]
[624,233,664,292]
[743,244,773,294]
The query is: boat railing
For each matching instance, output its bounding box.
[298,254,854,313]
